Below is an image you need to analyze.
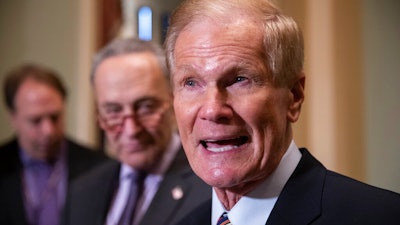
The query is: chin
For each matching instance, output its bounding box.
[197,167,233,187]
[127,154,153,169]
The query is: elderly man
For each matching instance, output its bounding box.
[165,0,400,224]
[61,38,210,225]
[0,63,107,225]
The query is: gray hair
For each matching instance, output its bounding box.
[91,37,168,84]
[165,0,304,87]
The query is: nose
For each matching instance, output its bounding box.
[198,86,233,123]
[122,116,143,136]
[41,118,56,137]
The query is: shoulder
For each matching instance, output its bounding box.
[65,138,100,155]
[317,170,400,223]
[63,160,119,225]
[174,199,212,225]
[70,159,119,192]
[0,138,21,175]
[299,147,400,221]
[324,170,400,205]
[274,148,400,224]
[0,138,19,153]
[65,138,108,161]
[299,148,400,208]
[65,137,109,179]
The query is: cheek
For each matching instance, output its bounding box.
[235,96,270,128]
[23,124,40,139]
[56,120,65,134]
[104,131,120,151]
[173,100,193,135]
[236,97,284,151]
[242,92,287,129]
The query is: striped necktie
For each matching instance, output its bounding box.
[217,212,232,225]
[118,171,146,225]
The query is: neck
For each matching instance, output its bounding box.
[213,177,266,210]
[213,137,293,210]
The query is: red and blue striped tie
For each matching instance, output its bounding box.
[217,212,232,225]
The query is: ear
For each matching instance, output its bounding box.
[287,73,305,123]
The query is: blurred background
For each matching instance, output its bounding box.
[0,0,399,193]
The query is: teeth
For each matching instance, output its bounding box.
[200,136,248,153]
[206,145,238,153]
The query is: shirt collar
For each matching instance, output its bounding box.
[19,140,67,167]
[212,140,302,225]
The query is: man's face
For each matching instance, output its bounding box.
[172,18,303,192]
[10,79,65,161]
[94,52,174,172]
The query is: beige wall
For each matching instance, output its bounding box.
[276,0,400,192]
[276,0,365,180]
[0,0,98,148]
[0,0,399,192]
[362,0,400,193]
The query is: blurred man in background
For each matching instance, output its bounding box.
[0,63,107,225]
[61,38,210,225]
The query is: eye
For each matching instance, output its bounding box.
[228,76,250,87]
[49,113,60,123]
[102,104,123,116]
[184,78,197,87]
[136,100,159,115]
[235,76,248,83]
[29,117,42,126]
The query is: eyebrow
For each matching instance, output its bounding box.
[101,97,162,108]
[101,102,121,108]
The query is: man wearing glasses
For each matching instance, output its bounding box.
[61,38,210,225]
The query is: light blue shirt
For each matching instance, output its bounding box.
[212,140,302,225]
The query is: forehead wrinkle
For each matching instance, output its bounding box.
[177,45,261,73]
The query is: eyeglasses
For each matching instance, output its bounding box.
[98,100,169,132]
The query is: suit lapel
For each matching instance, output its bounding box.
[94,162,120,225]
[179,199,212,225]
[139,148,194,225]
[144,169,193,223]
[266,149,325,225]
[67,160,120,225]
[65,139,84,181]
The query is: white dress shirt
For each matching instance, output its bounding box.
[212,140,302,225]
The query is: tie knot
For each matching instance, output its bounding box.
[136,170,147,181]
[217,212,232,225]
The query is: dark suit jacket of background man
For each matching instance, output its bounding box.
[61,147,211,225]
[175,149,400,225]
[0,137,108,225]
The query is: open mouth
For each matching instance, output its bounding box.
[200,136,249,153]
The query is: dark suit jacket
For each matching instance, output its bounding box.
[175,148,400,225]
[0,137,108,225]
[61,147,211,225]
